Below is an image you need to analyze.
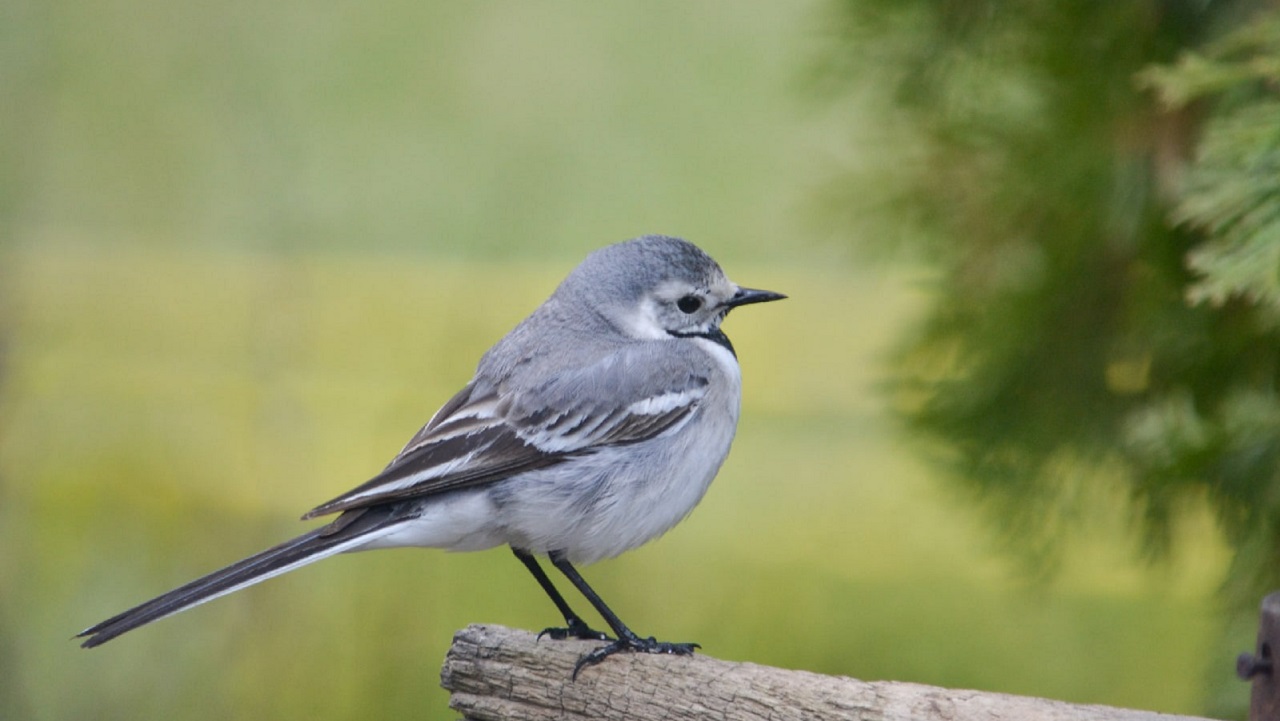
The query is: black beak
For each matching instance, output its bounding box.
[726,286,787,309]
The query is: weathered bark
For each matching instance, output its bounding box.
[441,624,1213,721]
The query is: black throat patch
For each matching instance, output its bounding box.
[669,328,736,357]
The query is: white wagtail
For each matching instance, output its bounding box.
[77,235,784,675]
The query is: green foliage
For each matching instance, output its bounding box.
[823,12,1280,713]
[1142,20,1280,321]
[1181,98,1280,318]
[1136,20,1280,635]
[827,0,1280,616]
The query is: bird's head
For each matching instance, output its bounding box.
[560,235,785,342]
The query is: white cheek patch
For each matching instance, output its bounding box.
[617,297,668,340]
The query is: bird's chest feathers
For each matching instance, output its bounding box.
[592,370,740,554]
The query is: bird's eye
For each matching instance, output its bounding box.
[676,295,702,314]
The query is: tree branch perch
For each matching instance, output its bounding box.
[440,624,1214,721]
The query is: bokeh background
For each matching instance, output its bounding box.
[4,2,1278,719]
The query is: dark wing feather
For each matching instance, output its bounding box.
[302,420,569,518]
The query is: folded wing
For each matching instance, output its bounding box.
[302,347,710,519]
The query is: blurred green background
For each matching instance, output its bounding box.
[0,2,1253,719]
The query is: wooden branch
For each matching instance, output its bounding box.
[440,624,1215,721]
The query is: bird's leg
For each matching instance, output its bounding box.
[548,551,699,679]
[511,547,609,642]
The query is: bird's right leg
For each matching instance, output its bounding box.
[511,547,609,641]
[548,551,699,679]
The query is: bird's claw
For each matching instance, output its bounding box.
[536,617,610,642]
[571,635,700,680]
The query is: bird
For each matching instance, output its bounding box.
[77,234,785,676]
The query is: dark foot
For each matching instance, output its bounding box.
[537,616,610,642]
[572,633,700,680]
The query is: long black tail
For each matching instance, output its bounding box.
[78,506,400,648]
